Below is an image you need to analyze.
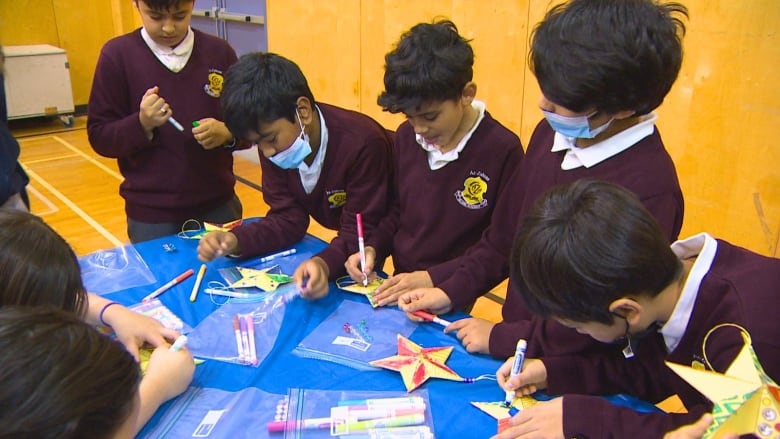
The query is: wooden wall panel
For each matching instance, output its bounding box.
[266,0,361,110]
[653,0,780,255]
[0,1,59,47]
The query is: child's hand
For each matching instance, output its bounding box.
[397,287,452,315]
[294,257,329,299]
[490,397,564,439]
[135,344,195,432]
[198,231,238,261]
[344,246,377,284]
[138,86,171,135]
[497,356,548,396]
[373,270,432,307]
[192,118,234,150]
[98,298,180,360]
[444,317,494,354]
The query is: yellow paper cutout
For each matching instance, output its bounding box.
[666,324,780,438]
[230,267,280,291]
[370,334,464,392]
[180,219,243,240]
[471,397,540,420]
[139,347,204,375]
[336,276,383,307]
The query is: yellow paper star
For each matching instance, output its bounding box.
[229,267,282,291]
[370,334,463,392]
[666,325,780,438]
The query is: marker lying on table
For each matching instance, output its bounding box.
[189,264,207,302]
[266,407,426,432]
[503,339,528,407]
[259,248,296,264]
[411,310,452,328]
[338,396,425,409]
[232,315,246,363]
[169,335,188,351]
[142,268,195,302]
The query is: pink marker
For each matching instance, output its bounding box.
[356,212,367,286]
[244,314,257,366]
[411,310,452,327]
[232,315,246,363]
[238,315,250,365]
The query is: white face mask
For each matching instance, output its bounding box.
[542,110,613,139]
[269,110,312,169]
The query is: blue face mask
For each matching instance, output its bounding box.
[542,110,613,139]
[269,111,312,169]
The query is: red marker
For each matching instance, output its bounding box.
[142,268,195,302]
[411,310,452,327]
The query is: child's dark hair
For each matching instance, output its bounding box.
[0,209,87,316]
[137,0,193,11]
[221,52,316,139]
[530,0,688,115]
[510,179,682,324]
[378,19,474,113]
[0,306,140,438]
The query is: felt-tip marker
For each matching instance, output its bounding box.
[411,310,452,327]
[504,339,528,407]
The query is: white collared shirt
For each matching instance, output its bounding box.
[416,100,486,171]
[298,105,328,194]
[550,113,658,170]
[660,233,719,352]
[141,27,194,73]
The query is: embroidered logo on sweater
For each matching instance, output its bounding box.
[327,190,347,208]
[203,69,225,97]
[455,171,489,210]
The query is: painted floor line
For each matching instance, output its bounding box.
[52,135,123,181]
[26,184,59,216]
[21,164,123,248]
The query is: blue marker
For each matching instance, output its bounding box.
[504,339,527,407]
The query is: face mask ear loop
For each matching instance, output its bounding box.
[613,312,635,359]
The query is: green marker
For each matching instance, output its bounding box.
[192,121,200,127]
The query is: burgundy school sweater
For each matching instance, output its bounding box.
[368,112,523,275]
[543,240,780,438]
[0,124,27,206]
[231,104,394,278]
[490,119,685,359]
[87,29,239,222]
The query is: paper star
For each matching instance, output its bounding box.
[181,219,243,240]
[667,328,780,438]
[370,334,464,392]
[229,267,291,291]
[471,397,540,420]
[336,276,384,307]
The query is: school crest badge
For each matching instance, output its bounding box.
[455,172,489,209]
[327,190,347,209]
[204,69,225,97]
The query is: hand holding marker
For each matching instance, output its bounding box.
[504,339,528,407]
[356,212,368,286]
[411,310,452,327]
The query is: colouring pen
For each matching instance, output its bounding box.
[189,264,207,302]
[167,116,185,132]
[258,248,297,264]
[411,310,452,328]
[206,288,263,299]
[338,397,426,409]
[356,212,368,286]
[347,426,434,439]
[332,413,426,434]
[239,315,251,365]
[503,339,528,407]
[244,314,257,366]
[142,268,195,302]
[169,335,188,351]
[192,120,200,128]
[232,315,246,363]
[266,408,426,432]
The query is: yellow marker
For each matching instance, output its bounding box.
[189,264,207,302]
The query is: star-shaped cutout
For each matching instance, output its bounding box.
[370,334,463,392]
[181,219,243,240]
[229,267,291,291]
[667,328,780,438]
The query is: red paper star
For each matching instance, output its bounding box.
[370,334,464,392]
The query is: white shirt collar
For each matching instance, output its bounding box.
[298,105,328,194]
[416,100,486,171]
[660,233,719,352]
[140,27,194,73]
[551,112,658,170]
